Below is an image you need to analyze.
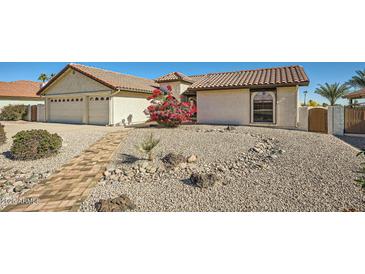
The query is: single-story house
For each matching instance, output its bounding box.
[0,80,44,110]
[342,88,365,105]
[156,65,309,128]
[37,63,157,125]
[38,63,309,128]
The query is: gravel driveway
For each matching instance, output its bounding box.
[81,125,365,212]
[0,121,119,209]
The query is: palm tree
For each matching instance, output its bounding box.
[49,73,56,78]
[303,90,308,105]
[38,73,49,83]
[314,83,350,106]
[347,69,365,89]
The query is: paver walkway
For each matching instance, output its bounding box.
[3,130,129,212]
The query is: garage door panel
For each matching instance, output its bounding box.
[89,97,109,125]
[49,98,83,124]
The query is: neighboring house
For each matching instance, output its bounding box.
[37,64,157,125]
[0,80,43,110]
[37,63,310,128]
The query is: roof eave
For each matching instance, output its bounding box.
[188,81,310,92]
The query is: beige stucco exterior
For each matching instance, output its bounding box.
[197,86,299,128]
[0,98,44,110]
[111,91,149,125]
[159,81,191,101]
[41,67,149,126]
[276,86,299,128]
[197,89,250,125]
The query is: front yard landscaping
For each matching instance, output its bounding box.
[80,125,365,212]
[0,121,119,210]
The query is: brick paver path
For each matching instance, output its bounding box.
[3,130,129,212]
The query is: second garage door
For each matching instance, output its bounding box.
[49,97,83,124]
[88,96,109,125]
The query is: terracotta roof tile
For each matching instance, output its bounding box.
[38,63,157,95]
[188,65,309,91]
[155,72,195,84]
[0,80,42,98]
[343,88,365,99]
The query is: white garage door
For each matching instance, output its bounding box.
[88,96,109,125]
[49,97,83,124]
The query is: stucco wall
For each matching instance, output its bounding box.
[111,91,149,125]
[44,69,110,95]
[328,105,344,136]
[159,81,191,101]
[197,89,250,125]
[276,86,299,128]
[298,106,309,131]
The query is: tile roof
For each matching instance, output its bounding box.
[343,88,365,99]
[155,72,197,84]
[0,80,42,98]
[188,65,309,91]
[38,63,157,95]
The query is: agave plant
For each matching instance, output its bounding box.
[314,83,350,106]
[135,133,160,161]
[347,69,365,89]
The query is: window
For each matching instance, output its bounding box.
[95,97,99,101]
[76,98,79,102]
[252,92,274,123]
[100,97,104,101]
[71,98,74,102]
[106,97,110,100]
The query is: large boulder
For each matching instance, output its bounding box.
[95,195,136,212]
[190,173,219,189]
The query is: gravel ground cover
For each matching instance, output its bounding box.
[0,121,118,210]
[81,125,365,212]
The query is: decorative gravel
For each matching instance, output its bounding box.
[81,125,365,212]
[0,121,118,210]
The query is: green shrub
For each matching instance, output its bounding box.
[0,123,5,145]
[10,129,62,160]
[0,104,28,121]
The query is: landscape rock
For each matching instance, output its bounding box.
[162,153,186,168]
[190,173,219,189]
[187,154,197,163]
[95,194,136,212]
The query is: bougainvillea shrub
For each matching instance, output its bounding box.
[144,85,196,127]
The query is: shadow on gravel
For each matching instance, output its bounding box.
[180,178,199,188]
[336,135,365,151]
[116,153,142,164]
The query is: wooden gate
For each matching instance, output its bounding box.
[344,107,365,134]
[31,105,37,122]
[308,108,327,133]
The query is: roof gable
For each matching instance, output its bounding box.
[155,72,195,84]
[38,63,156,95]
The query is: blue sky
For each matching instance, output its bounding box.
[0,62,364,105]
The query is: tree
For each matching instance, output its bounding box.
[38,73,49,83]
[314,83,350,106]
[303,90,308,106]
[307,100,319,107]
[347,69,365,89]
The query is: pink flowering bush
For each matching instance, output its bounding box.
[144,85,196,127]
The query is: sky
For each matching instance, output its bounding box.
[0,62,364,105]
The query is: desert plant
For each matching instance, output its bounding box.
[135,133,160,161]
[0,104,28,121]
[355,149,365,189]
[0,123,6,145]
[144,86,196,127]
[38,73,49,83]
[314,83,350,106]
[10,129,62,160]
[347,69,365,89]
[307,99,319,107]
